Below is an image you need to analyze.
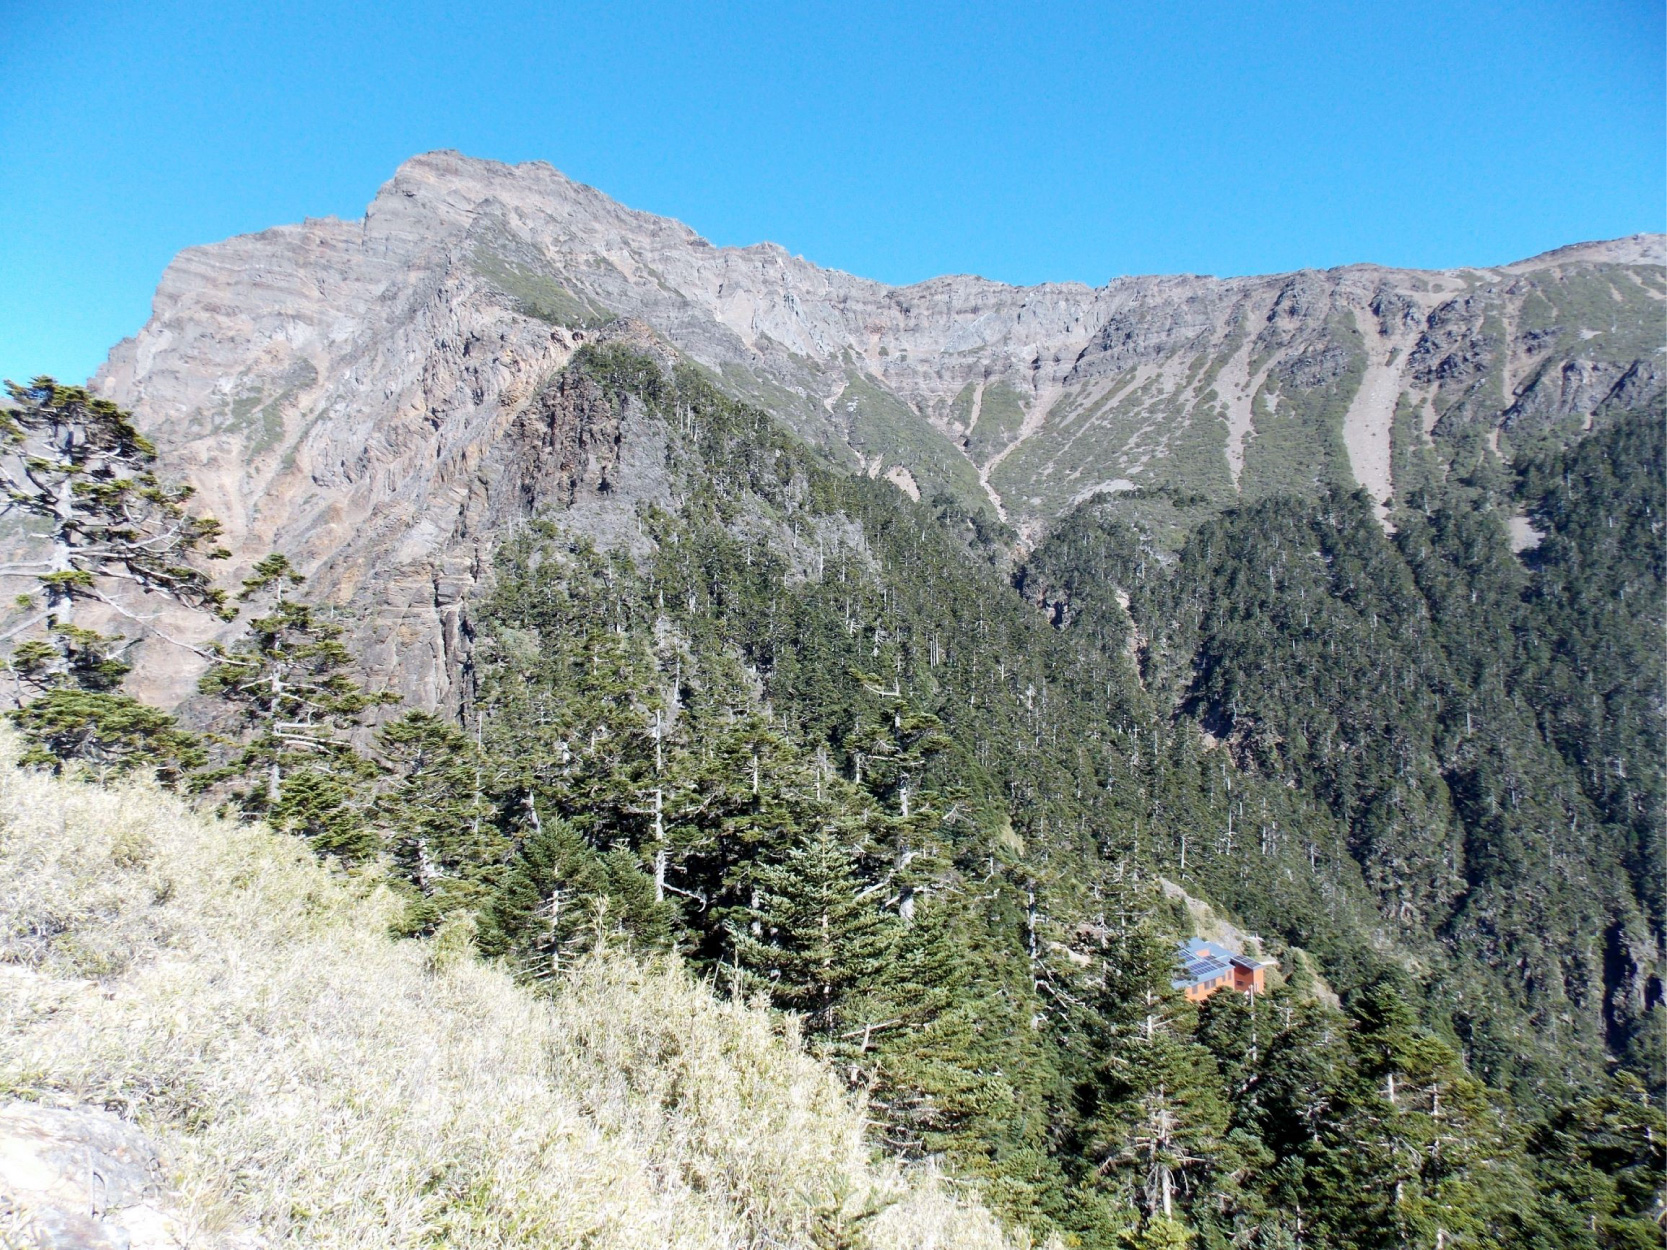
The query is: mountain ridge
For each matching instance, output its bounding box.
[13,154,1659,1241]
[90,151,1665,707]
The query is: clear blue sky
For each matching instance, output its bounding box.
[2,0,1662,385]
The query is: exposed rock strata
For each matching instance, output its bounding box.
[91,151,1665,708]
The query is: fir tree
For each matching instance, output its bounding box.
[0,377,231,777]
[373,711,504,932]
[11,686,204,781]
[0,377,230,616]
[9,620,133,698]
[732,823,895,1034]
[431,349,1659,1246]
[478,808,671,971]
[1088,924,1229,1228]
[1526,1074,1667,1247]
[198,563,395,855]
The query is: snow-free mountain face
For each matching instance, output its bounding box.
[92,150,1665,705]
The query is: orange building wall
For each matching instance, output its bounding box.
[1186,960,1264,1003]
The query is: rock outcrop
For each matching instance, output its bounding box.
[89,151,1665,709]
[0,1100,259,1249]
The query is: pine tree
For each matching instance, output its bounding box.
[373,711,504,932]
[732,823,895,1034]
[1089,923,1229,1229]
[0,377,231,777]
[0,377,230,616]
[198,563,394,855]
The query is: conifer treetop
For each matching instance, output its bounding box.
[0,376,231,617]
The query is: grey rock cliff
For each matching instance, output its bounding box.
[91,151,1666,709]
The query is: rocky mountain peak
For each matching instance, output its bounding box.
[90,151,1664,708]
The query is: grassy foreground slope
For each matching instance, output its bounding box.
[0,737,1014,1249]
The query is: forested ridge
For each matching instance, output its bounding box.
[1023,409,1664,1098]
[3,363,1661,1249]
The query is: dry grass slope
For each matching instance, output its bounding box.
[0,737,1018,1248]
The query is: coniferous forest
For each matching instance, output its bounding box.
[2,359,1662,1249]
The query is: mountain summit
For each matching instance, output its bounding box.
[40,153,1667,1245]
[93,151,1665,705]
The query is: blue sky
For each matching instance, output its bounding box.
[2,0,1661,385]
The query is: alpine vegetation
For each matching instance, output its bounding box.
[1,156,1661,1248]
[0,734,1015,1249]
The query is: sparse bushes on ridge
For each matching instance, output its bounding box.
[0,733,1017,1248]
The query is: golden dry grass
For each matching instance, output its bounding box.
[0,741,1018,1248]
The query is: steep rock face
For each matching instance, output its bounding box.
[92,151,1665,707]
[93,203,667,709]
